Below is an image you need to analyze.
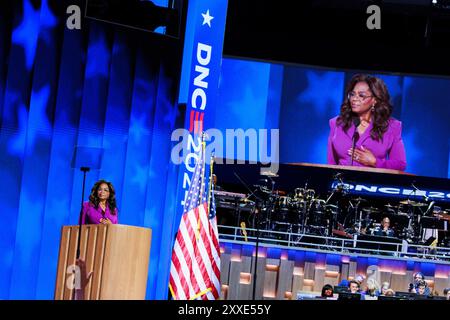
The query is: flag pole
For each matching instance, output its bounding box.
[196,133,207,240]
[200,132,206,203]
[207,153,214,211]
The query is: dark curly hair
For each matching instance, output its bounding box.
[337,74,393,141]
[89,179,117,214]
[321,284,334,297]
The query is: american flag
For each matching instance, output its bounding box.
[169,144,220,300]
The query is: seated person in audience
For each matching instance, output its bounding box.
[348,280,360,294]
[380,282,391,295]
[431,289,440,297]
[415,280,429,296]
[372,217,395,237]
[212,174,224,191]
[409,272,431,295]
[443,288,450,300]
[384,289,395,296]
[321,284,334,298]
[363,278,381,297]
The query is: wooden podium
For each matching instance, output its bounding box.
[54,224,152,300]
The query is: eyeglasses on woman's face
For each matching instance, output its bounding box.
[347,91,373,101]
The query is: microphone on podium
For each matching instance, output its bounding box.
[351,117,360,166]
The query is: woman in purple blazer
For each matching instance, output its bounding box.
[327,74,407,171]
[80,179,119,225]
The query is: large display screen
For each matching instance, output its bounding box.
[215,57,450,180]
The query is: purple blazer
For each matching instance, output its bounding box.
[80,201,118,225]
[327,116,407,171]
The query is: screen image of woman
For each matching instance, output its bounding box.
[327,74,407,171]
[80,179,119,225]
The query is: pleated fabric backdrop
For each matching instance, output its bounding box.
[0,0,183,299]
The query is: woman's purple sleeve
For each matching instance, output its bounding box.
[110,209,118,224]
[327,118,337,165]
[376,121,407,171]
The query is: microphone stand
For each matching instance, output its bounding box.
[326,173,344,236]
[253,204,261,300]
[354,199,362,234]
[351,132,359,166]
[351,118,360,166]
[326,173,344,205]
[233,171,263,300]
[76,167,90,259]
[251,190,271,300]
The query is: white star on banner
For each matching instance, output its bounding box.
[201,10,214,27]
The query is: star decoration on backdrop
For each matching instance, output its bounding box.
[131,164,148,193]
[3,90,21,122]
[161,98,179,128]
[85,36,110,78]
[8,85,52,156]
[8,85,52,155]
[129,114,150,145]
[39,0,58,45]
[224,85,262,127]
[27,85,52,141]
[12,0,40,70]
[201,10,214,27]
[297,71,343,114]
[8,104,28,156]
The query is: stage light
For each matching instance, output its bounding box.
[86,0,180,37]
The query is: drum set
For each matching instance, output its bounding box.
[247,182,439,244]
[254,186,338,237]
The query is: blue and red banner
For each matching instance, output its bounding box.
[176,0,228,215]
[165,0,228,299]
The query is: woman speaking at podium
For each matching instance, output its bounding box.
[80,179,119,225]
[327,74,407,171]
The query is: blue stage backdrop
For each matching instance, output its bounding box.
[216,58,450,179]
[0,0,183,299]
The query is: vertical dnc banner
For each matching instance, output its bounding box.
[176,0,228,213]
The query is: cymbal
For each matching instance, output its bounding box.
[399,200,427,207]
[362,207,380,213]
[352,197,367,202]
[413,203,428,207]
[384,204,398,210]
[260,170,279,177]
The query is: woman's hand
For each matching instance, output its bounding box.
[74,258,93,300]
[348,146,377,167]
[76,259,93,287]
[100,218,112,225]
